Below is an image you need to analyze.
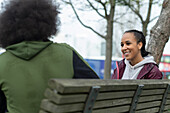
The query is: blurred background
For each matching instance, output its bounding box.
[0,0,170,79]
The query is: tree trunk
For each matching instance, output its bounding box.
[103,0,115,79]
[142,23,148,36]
[147,0,170,64]
[104,37,112,79]
[104,20,113,79]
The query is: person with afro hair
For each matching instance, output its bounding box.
[0,0,99,112]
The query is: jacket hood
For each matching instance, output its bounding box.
[125,56,156,69]
[6,41,52,60]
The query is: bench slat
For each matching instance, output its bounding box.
[139,95,163,102]
[94,98,132,108]
[166,99,170,105]
[54,85,137,94]
[92,105,130,113]
[136,101,161,110]
[164,105,170,111]
[163,110,170,113]
[41,98,133,113]
[45,88,135,104]
[97,91,135,100]
[48,79,168,93]
[135,107,159,113]
[40,99,84,113]
[44,88,87,104]
[165,100,170,110]
[141,89,165,96]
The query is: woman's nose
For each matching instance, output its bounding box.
[122,45,127,50]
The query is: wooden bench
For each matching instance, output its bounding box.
[39,79,170,113]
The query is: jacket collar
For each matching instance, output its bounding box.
[119,59,156,79]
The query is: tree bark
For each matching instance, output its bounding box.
[147,0,170,64]
[104,37,112,79]
[104,0,115,79]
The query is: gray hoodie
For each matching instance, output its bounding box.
[122,56,156,79]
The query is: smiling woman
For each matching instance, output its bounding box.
[121,32,144,66]
[112,30,163,79]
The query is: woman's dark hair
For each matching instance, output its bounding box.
[0,0,59,48]
[124,30,150,57]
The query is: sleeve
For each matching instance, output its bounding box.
[72,51,99,79]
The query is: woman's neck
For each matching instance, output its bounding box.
[130,56,144,66]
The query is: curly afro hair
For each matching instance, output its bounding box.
[0,0,60,48]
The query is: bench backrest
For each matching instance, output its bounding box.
[39,79,170,113]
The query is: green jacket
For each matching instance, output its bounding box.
[0,41,98,113]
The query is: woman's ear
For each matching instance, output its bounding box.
[138,42,143,50]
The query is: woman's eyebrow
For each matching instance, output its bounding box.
[125,40,131,43]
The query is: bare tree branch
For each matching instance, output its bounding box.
[109,0,115,20]
[68,0,105,39]
[86,0,105,19]
[114,9,129,22]
[149,15,159,23]
[96,0,108,17]
[122,0,144,23]
[113,20,123,25]
[145,0,153,23]
[135,0,140,10]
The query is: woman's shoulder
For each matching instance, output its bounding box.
[149,63,162,73]
[143,63,159,71]
[144,63,163,79]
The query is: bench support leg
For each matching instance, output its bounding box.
[83,86,100,113]
[159,84,170,113]
[129,84,144,113]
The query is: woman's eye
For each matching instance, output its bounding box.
[121,44,124,47]
[126,42,131,45]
